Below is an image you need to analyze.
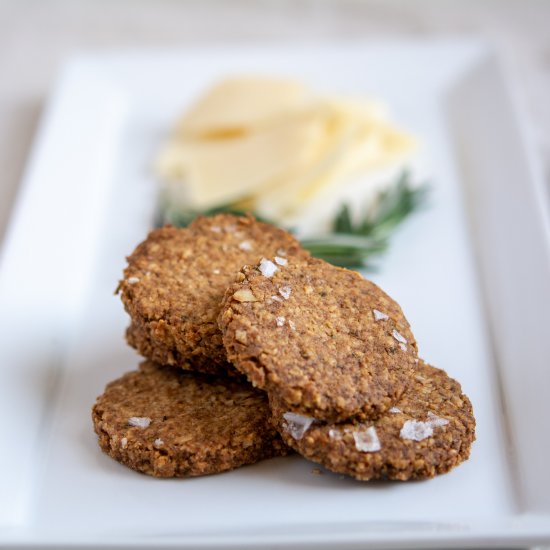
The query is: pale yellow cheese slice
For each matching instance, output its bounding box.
[158,107,329,208]
[253,105,355,219]
[178,76,312,138]
[254,100,416,220]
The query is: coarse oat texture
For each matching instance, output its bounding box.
[219,255,418,423]
[117,214,307,377]
[92,361,289,477]
[271,360,476,481]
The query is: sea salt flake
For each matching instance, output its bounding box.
[271,295,283,302]
[210,226,221,233]
[328,429,341,439]
[259,258,278,277]
[120,437,128,448]
[427,411,449,427]
[288,319,296,331]
[212,269,221,274]
[154,438,164,448]
[274,256,288,266]
[128,416,151,429]
[276,248,286,256]
[353,427,381,452]
[127,277,140,284]
[279,286,292,300]
[389,407,402,414]
[399,342,408,352]
[392,329,407,344]
[373,309,389,321]
[276,316,286,327]
[400,419,433,441]
[239,241,253,251]
[282,412,314,440]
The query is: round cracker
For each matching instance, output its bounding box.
[271,360,475,481]
[92,361,289,477]
[219,255,417,422]
[118,214,306,376]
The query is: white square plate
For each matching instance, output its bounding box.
[1,42,550,548]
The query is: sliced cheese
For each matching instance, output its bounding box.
[253,107,355,219]
[178,76,312,137]
[156,77,418,217]
[254,101,416,220]
[161,107,328,208]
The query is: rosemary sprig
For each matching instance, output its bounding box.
[157,170,428,269]
[301,171,428,268]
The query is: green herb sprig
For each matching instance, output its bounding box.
[157,170,428,269]
[301,171,428,268]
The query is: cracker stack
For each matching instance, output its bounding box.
[92,214,475,480]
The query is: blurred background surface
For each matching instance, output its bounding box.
[0,0,549,246]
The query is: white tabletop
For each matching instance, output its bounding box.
[1,0,549,249]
